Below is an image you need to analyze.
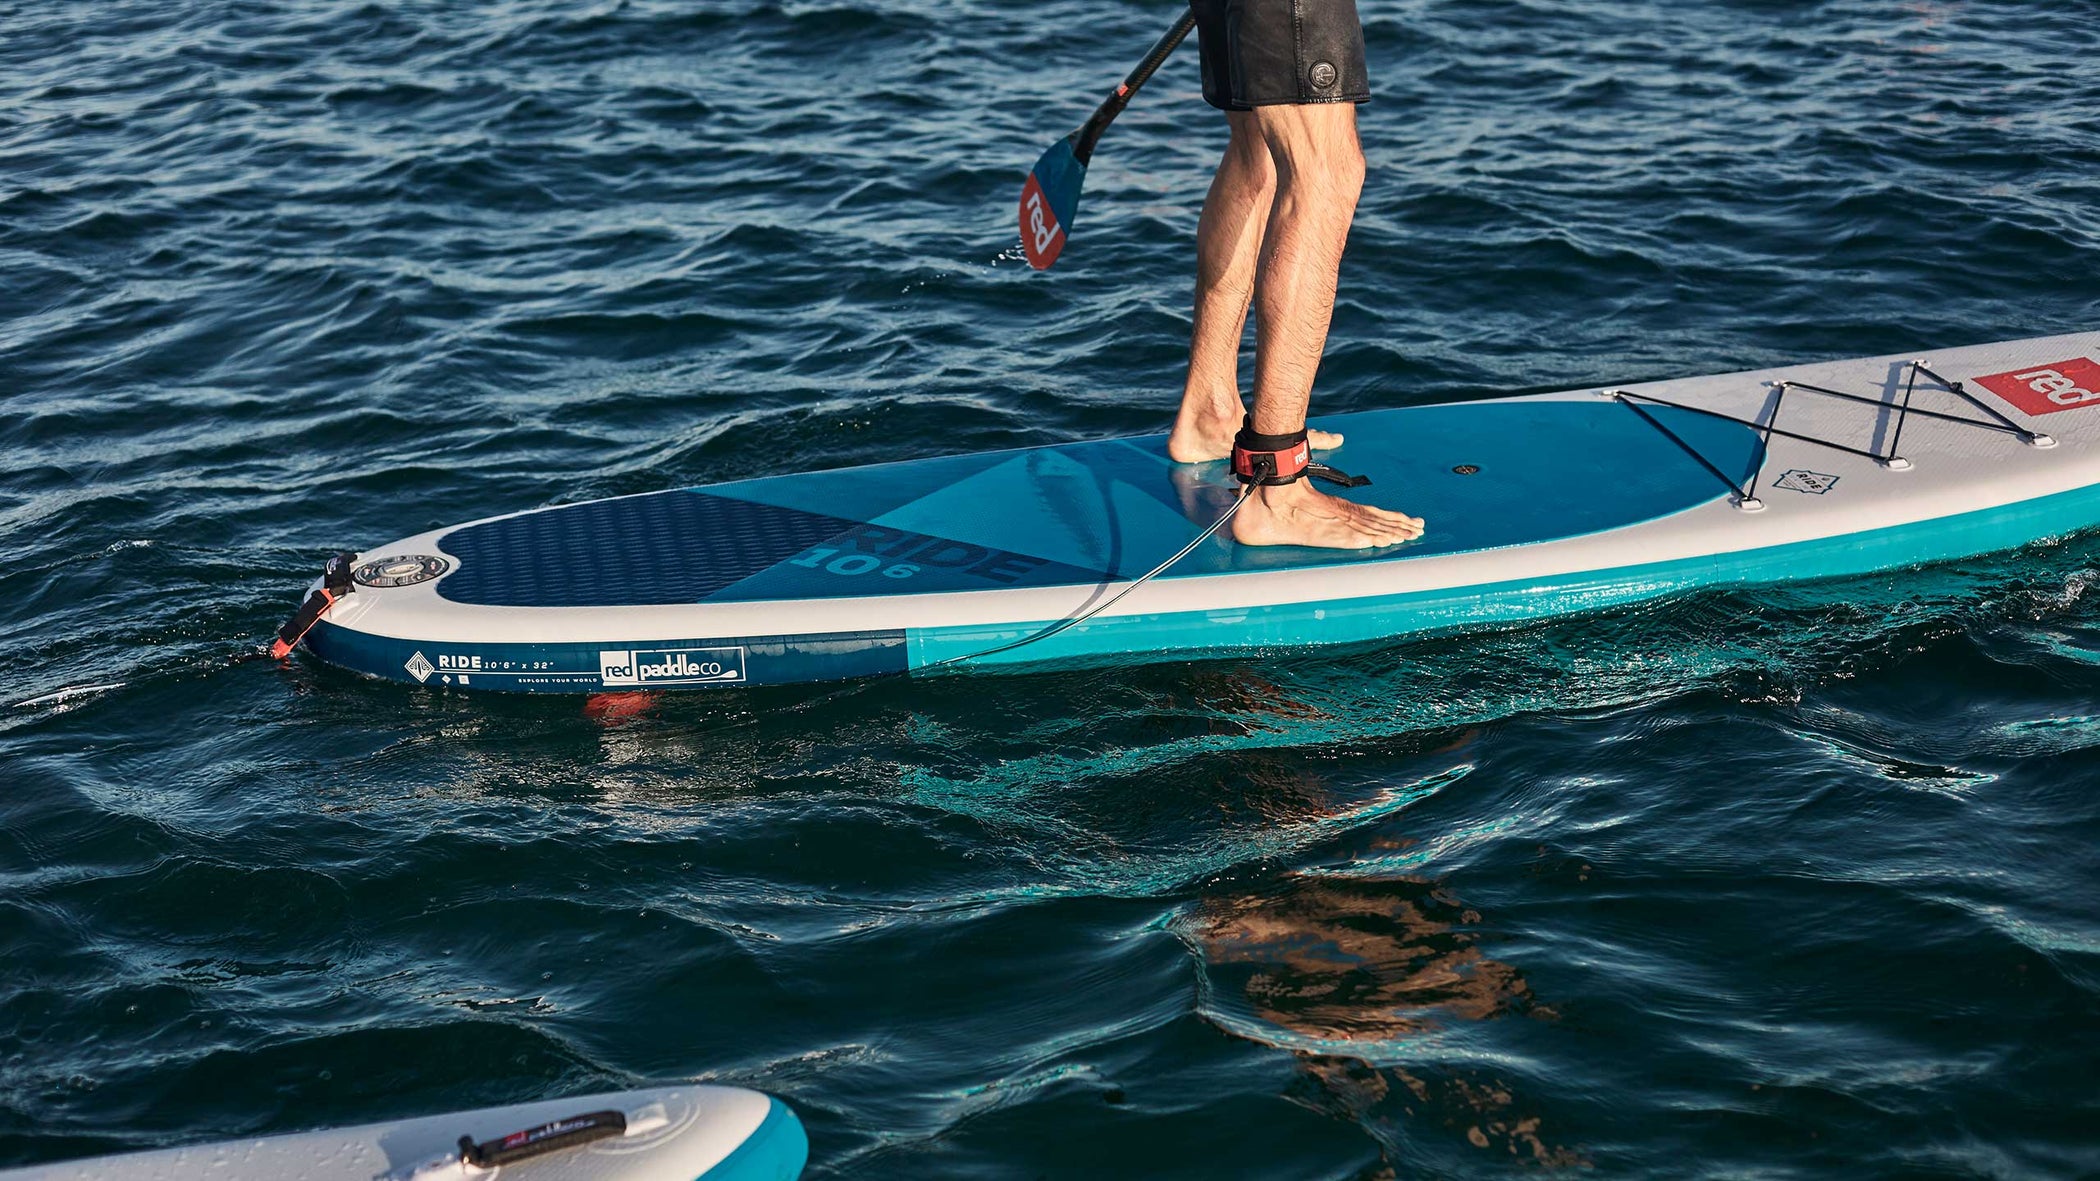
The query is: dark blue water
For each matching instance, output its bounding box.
[5,1,2100,1176]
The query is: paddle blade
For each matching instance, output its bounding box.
[1020,137,1084,270]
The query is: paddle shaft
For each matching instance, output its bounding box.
[1071,9,1196,164]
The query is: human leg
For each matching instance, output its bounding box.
[1233,102,1421,548]
[1172,1,1341,464]
[1168,113,1346,463]
[1169,112,1272,463]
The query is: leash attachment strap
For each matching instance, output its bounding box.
[460,1110,626,1168]
[268,551,357,659]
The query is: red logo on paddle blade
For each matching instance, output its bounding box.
[1020,173,1064,270]
[1974,357,2100,416]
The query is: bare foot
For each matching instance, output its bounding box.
[1167,399,1342,464]
[1232,479,1424,549]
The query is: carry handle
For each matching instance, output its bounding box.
[458,1110,626,1168]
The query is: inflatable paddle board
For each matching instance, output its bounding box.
[279,332,2100,691]
[0,1086,805,1181]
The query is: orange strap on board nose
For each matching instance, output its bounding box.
[269,552,357,659]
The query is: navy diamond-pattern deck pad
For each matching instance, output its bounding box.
[437,491,862,607]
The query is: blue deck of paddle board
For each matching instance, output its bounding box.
[432,401,1764,608]
[304,477,2100,690]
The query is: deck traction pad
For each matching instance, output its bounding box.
[438,491,860,607]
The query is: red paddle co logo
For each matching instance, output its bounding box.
[1974,357,2100,416]
[1020,174,1064,269]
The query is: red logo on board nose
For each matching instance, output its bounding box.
[1973,357,2100,416]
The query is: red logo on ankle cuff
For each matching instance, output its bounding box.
[1232,439,1310,481]
[1974,358,2100,415]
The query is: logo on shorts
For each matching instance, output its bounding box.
[1973,358,2100,416]
[598,647,746,686]
[1308,61,1339,89]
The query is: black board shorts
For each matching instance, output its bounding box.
[1190,0,1370,110]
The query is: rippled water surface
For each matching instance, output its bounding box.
[5,1,2100,1176]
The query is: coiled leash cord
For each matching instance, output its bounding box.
[924,484,1250,670]
[930,417,1369,669]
